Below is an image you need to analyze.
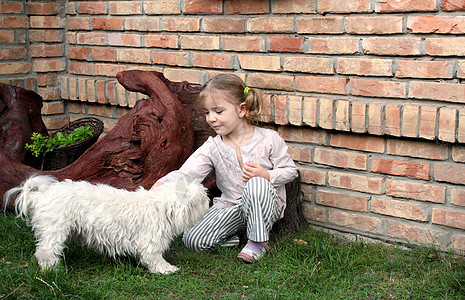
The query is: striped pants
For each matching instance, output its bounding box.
[183,176,280,252]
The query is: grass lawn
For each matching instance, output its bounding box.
[1,211,464,299]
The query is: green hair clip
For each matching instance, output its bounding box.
[243,87,250,94]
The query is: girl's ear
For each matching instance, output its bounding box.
[239,102,247,118]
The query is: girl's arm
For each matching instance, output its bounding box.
[268,132,298,187]
[152,138,214,187]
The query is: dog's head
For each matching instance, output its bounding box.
[172,180,210,227]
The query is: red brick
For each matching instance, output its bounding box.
[318,0,371,13]
[308,37,360,54]
[109,1,141,15]
[454,235,465,252]
[2,16,28,28]
[296,76,348,94]
[38,74,58,87]
[371,157,430,180]
[385,104,401,136]
[184,0,222,14]
[203,17,245,33]
[388,220,445,246]
[117,49,151,64]
[106,81,117,106]
[260,94,272,123]
[144,0,180,15]
[92,48,116,62]
[314,148,367,170]
[347,16,403,34]
[77,32,105,45]
[289,96,303,125]
[351,102,367,133]
[152,51,190,67]
[69,61,94,75]
[238,54,280,71]
[408,16,465,34]
[272,0,317,13]
[192,52,232,69]
[396,60,454,79]
[372,197,428,221]
[92,17,124,31]
[363,37,421,56]
[432,208,465,230]
[247,17,294,33]
[146,34,178,49]
[451,188,465,207]
[125,17,161,31]
[30,16,64,28]
[376,0,437,12]
[401,105,419,138]
[0,48,26,60]
[27,2,59,15]
[107,33,143,47]
[284,56,334,74]
[438,107,457,142]
[278,126,327,145]
[318,98,334,129]
[387,139,448,160]
[302,202,326,222]
[409,81,465,104]
[69,46,91,60]
[328,171,383,194]
[337,57,393,76]
[288,145,311,162]
[434,163,465,185]
[350,78,407,98]
[163,17,200,32]
[303,97,318,127]
[317,189,369,212]
[78,2,107,14]
[329,210,382,234]
[1,1,23,13]
[95,63,127,77]
[0,31,15,43]
[225,0,268,14]
[34,58,66,73]
[458,61,465,78]
[452,146,465,162]
[425,37,465,56]
[297,16,344,34]
[30,29,62,43]
[335,100,350,131]
[68,16,91,30]
[299,167,326,185]
[42,101,64,115]
[180,35,219,50]
[268,36,305,53]
[385,179,446,203]
[247,73,294,91]
[273,95,287,125]
[458,108,465,143]
[222,36,264,52]
[442,0,465,11]
[330,133,384,153]
[30,44,63,58]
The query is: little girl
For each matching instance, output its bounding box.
[151,74,297,263]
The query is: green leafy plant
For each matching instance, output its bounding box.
[25,125,94,157]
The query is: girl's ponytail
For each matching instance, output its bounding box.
[243,87,262,124]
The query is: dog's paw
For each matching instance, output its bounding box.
[149,263,179,274]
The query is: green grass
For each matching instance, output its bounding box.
[1,212,464,299]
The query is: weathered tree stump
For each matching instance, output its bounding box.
[0,71,307,232]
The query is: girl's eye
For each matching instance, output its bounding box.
[216,110,223,114]
[204,111,209,115]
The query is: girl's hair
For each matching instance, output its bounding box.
[198,74,262,123]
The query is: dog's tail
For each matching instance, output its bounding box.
[4,174,58,220]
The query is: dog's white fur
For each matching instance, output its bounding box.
[4,175,209,274]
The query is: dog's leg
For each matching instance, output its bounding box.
[34,228,68,270]
[139,251,179,274]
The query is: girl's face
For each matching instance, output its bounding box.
[202,91,246,137]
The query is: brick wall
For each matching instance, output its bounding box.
[1,0,465,254]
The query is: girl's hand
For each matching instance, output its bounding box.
[242,162,270,182]
[150,182,164,190]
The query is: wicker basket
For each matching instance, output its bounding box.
[42,117,104,170]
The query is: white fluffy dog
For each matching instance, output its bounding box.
[4,175,209,274]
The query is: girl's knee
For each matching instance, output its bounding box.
[244,176,274,199]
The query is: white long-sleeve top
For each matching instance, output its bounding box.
[157,126,298,218]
